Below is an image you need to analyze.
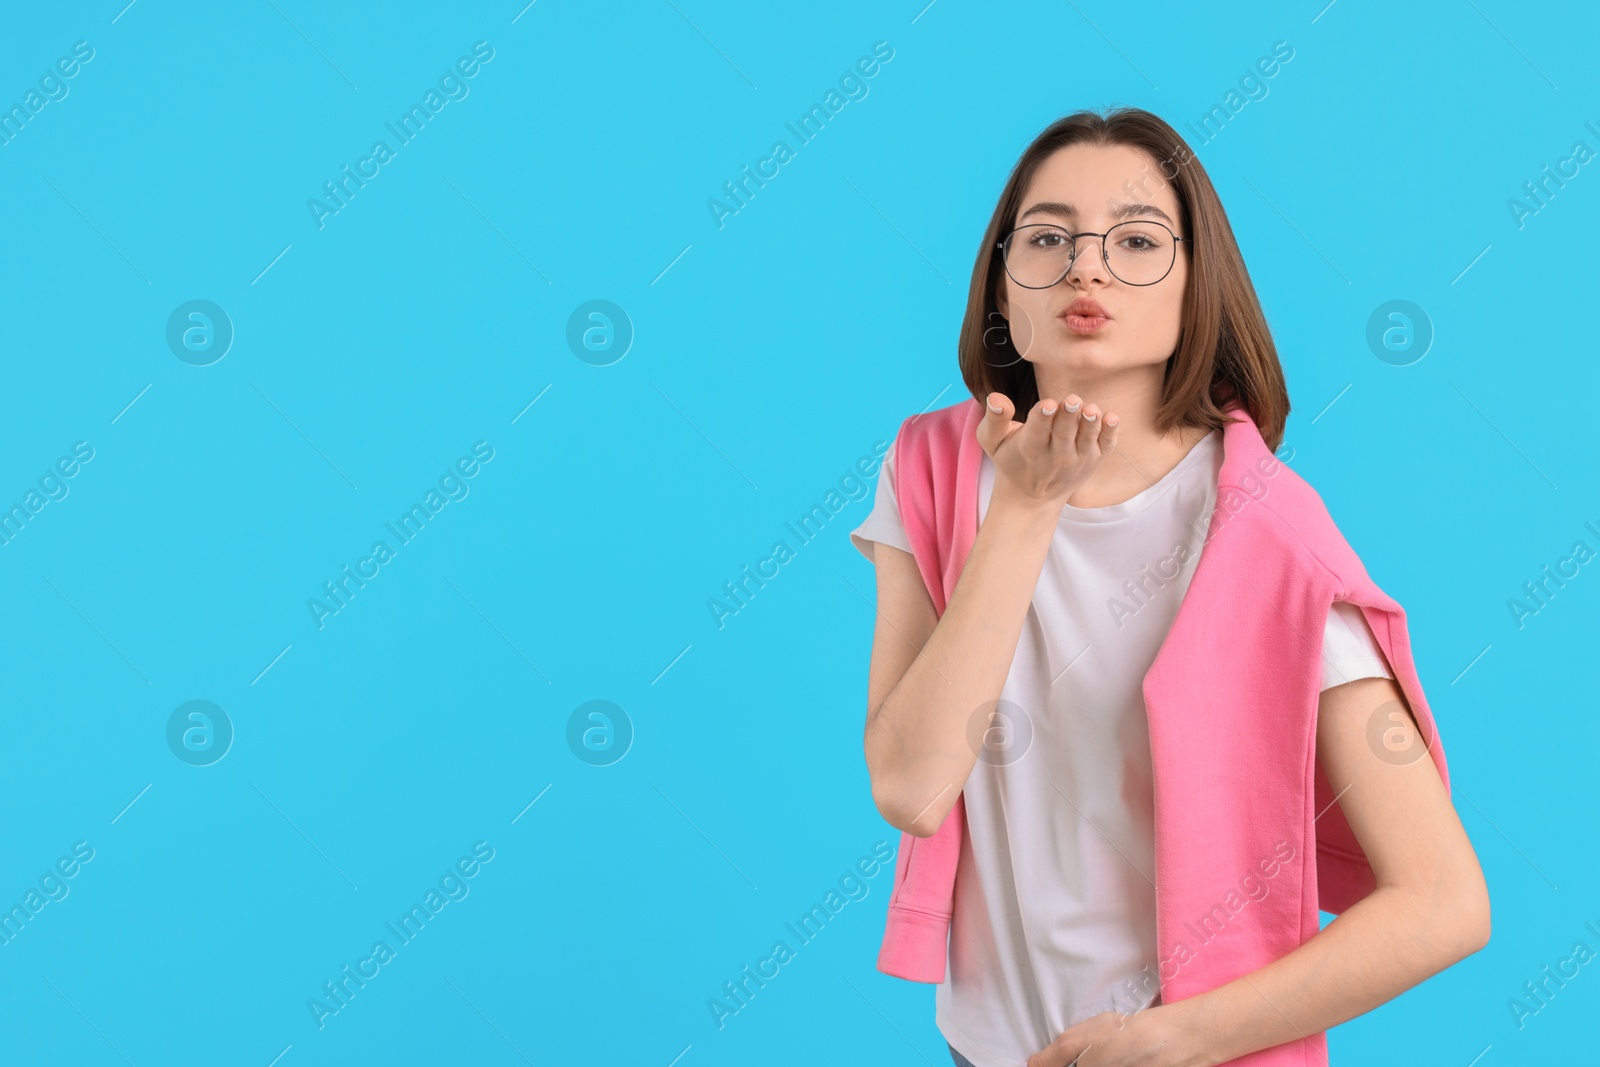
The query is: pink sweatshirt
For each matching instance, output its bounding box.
[876,397,1451,1066]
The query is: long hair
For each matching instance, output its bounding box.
[958,107,1289,452]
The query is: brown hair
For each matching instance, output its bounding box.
[958,107,1289,451]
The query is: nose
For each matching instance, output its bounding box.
[1064,232,1112,287]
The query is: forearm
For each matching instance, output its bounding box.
[1178,884,1484,1065]
[865,495,1057,834]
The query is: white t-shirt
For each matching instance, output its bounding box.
[851,429,1393,1067]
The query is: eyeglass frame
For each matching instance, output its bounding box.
[995,220,1191,288]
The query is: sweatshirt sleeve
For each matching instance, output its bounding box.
[849,441,913,562]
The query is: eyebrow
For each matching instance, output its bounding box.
[1017,200,1176,227]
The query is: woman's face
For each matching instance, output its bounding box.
[995,142,1188,379]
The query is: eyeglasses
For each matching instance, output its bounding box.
[997,220,1189,288]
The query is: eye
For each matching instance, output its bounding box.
[1117,229,1164,253]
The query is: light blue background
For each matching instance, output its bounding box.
[0,1,1595,1064]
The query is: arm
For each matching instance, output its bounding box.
[1027,675,1491,1067]
[1179,675,1490,1062]
[862,498,1057,836]
[864,394,1116,837]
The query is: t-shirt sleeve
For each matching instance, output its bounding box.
[1319,600,1395,692]
[849,441,913,563]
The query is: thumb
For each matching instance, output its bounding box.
[1026,1030,1095,1067]
[975,391,1017,455]
[1027,1010,1124,1067]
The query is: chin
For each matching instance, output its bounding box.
[1037,338,1140,375]
[1053,325,1118,353]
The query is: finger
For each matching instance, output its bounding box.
[1074,402,1102,455]
[975,392,1017,456]
[1025,396,1061,452]
[1096,410,1120,455]
[1050,393,1083,443]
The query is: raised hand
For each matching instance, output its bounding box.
[976,390,1120,513]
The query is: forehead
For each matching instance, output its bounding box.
[1018,142,1180,222]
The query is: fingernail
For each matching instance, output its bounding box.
[1041,402,1057,415]
[1106,415,1119,428]
[987,397,1001,413]
[1064,399,1081,412]
[1084,411,1097,421]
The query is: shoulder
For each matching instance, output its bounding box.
[886,397,985,535]
[1223,452,1373,593]
[894,397,980,456]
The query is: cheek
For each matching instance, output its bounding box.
[1157,278,1186,326]
[1004,282,1047,357]
[1171,255,1191,308]
[1145,261,1188,338]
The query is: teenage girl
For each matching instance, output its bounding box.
[850,108,1489,1067]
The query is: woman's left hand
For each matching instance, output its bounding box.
[1026,1003,1208,1067]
